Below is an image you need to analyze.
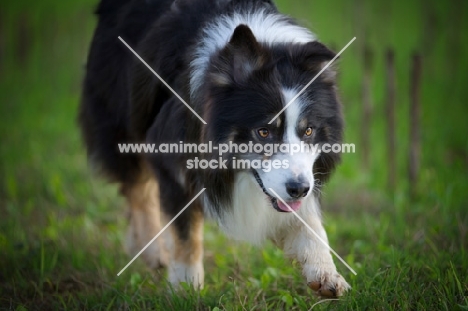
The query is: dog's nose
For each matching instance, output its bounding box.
[285,182,310,199]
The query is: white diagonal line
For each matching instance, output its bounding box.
[118,36,207,125]
[268,37,356,124]
[268,188,357,275]
[117,188,206,276]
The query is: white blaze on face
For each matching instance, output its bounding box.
[257,88,318,202]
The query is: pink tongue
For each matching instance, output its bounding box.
[277,200,302,212]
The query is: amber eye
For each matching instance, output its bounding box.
[304,127,313,137]
[257,128,270,138]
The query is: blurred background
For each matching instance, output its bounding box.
[1,0,467,309]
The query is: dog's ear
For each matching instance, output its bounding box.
[290,41,337,83]
[229,24,267,83]
[211,24,269,85]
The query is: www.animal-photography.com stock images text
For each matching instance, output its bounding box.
[1,0,467,310]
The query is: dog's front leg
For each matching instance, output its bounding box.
[166,209,205,289]
[281,212,350,297]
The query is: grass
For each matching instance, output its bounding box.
[1,0,467,310]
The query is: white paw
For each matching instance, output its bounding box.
[306,266,350,297]
[168,261,204,289]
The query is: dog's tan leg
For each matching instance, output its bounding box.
[166,206,204,288]
[122,178,169,269]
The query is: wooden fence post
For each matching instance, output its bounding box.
[0,13,4,74]
[361,45,373,169]
[409,53,422,197]
[385,49,396,192]
[17,13,31,65]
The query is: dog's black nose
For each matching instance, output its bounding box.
[286,182,310,199]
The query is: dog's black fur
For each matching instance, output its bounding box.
[80,0,342,204]
[80,0,347,294]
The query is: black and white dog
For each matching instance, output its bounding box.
[80,0,349,297]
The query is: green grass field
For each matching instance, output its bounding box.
[1,0,467,309]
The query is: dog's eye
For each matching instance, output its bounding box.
[257,128,270,138]
[304,127,313,137]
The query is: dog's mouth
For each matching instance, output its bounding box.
[251,169,302,213]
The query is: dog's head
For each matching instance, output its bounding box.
[199,25,343,213]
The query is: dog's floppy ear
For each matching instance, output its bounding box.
[290,41,337,82]
[211,24,269,85]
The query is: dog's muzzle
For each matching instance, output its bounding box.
[251,169,289,213]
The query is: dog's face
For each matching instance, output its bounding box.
[250,90,320,212]
[201,25,343,213]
